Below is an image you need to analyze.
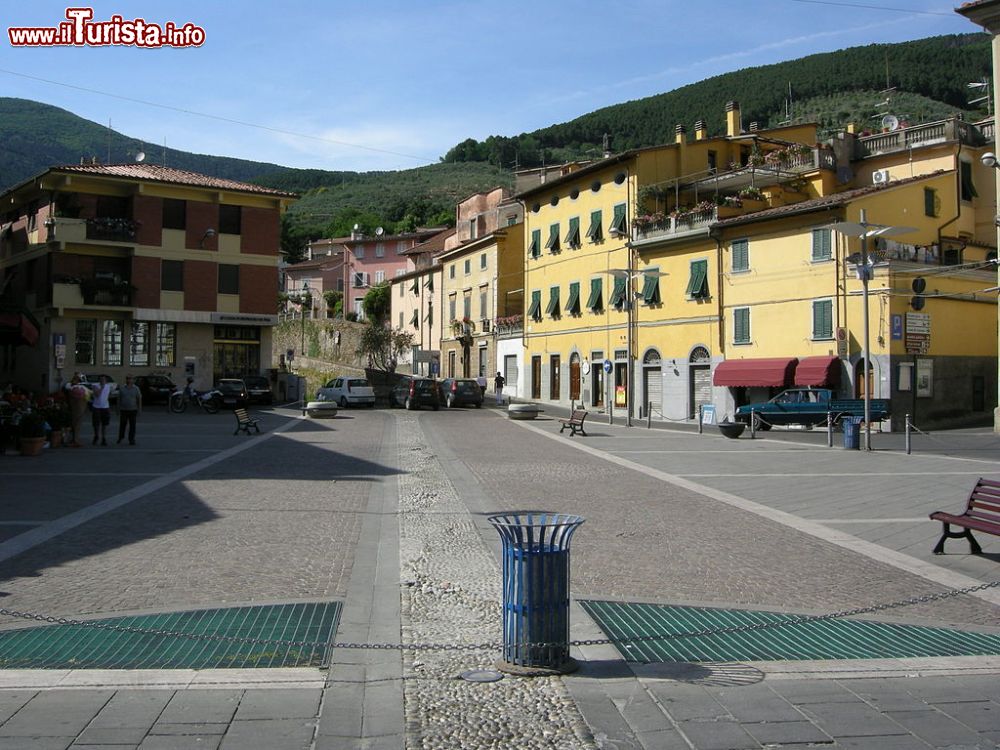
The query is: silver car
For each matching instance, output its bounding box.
[316,376,375,408]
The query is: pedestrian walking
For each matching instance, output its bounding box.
[64,373,90,447]
[116,374,142,445]
[90,375,113,446]
[493,371,505,406]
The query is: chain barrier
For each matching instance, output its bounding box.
[1,580,996,654]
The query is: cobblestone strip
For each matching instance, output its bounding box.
[394,413,596,750]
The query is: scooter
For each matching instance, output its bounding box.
[168,386,222,414]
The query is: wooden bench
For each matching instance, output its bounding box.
[929,477,1000,554]
[233,408,260,436]
[558,409,588,437]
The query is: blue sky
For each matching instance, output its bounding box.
[1,1,977,173]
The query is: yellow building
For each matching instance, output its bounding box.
[520,105,997,430]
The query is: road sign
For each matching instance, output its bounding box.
[836,327,849,358]
[905,313,930,334]
[905,313,930,354]
[603,359,613,374]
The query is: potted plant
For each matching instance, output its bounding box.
[16,411,47,456]
[43,401,70,447]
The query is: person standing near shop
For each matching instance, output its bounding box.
[116,374,142,446]
[90,374,113,446]
[493,371,505,406]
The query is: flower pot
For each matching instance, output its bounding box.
[18,437,46,456]
[717,422,746,439]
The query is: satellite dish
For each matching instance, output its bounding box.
[135,151,145,163]
[375,226,384,236]
[881,115,900,132]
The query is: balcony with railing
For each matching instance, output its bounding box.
[494,314,523,337]
[857,117,987,157]
[52,274,133,308]
[632,204,718,246]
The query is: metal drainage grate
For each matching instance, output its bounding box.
[580,600,1000,663]
[0,602,341,670]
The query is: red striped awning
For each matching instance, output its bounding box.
[713,357,798,387]
[794,355,841,387]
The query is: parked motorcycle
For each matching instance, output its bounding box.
[169,386,222,414]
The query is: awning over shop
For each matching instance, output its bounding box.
[0,311,39,347]
[794,355,841,387]
[713,357,798,387]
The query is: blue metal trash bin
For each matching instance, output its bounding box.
[842,416,863,449]
[488,512,584,675]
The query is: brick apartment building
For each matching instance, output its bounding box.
[0,164,297,394]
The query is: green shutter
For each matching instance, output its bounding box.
[732,240,749,272]
[734,308,750,343]
[610,203,627,234]
[641,273,660,304]
[566,282,581,314]
[410,309,419,327]
[565,217,581,248]
[529,229,541,258]
[527,290,541,321]
[961,161,978,200]
[409,280,419,294]
[426,276,434,292]
[609,276,627,308]
[924,188,936,217]
[545,223,560,252]
[586,278,603,310]
[813,300,833,339]
[545,286,560,316]
[586,210,603,241]
[426,307,433,325]
[686,259,709,299]
[811,229,831,261]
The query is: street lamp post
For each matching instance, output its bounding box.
[830,211,915,451]
[299,280,310,361]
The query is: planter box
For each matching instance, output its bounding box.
[306,401,338,419]
[718,422,746,439]
[508,404,541,421]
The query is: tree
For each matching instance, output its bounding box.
[356,323,413,373]
[361,282,391,324]
[323,290,343,317]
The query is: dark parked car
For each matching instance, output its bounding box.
[242,375,273,405]
[439,378,483,408]
[214,378,248,408]
[135,374,176,405]
[390,377,440,411]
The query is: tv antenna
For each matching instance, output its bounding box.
[968,78,992,115]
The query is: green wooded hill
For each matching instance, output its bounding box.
[443,33,991,167]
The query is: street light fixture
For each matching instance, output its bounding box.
[299,280,310,361]
[829,210,915,451]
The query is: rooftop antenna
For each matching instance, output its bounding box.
[162,137,167,167]
[107,117,112,164]
[968,77,992,115]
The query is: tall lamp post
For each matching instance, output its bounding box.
[299,280,310,361]
[830,210,914,451]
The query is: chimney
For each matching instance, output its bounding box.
[749,122,759,132]
[674,124,687,145]
[726,100,742,137]
[694,119,707,141]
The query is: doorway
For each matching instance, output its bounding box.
[531,356,541,399]
[569,353,581,401]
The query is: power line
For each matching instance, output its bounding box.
[788,0,952,16]
[0,68,435,164]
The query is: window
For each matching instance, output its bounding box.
[609,276,626,309]
[218,264,239,294]
[529,229,541,258]
[410,309,419,328]
[154,323,176,367]
[566,282,581,315]
[464,259,471,275]
[610,203,627,235]
[545,223,560,253]
[355,245,365,259]
[479,286,488,317]
[641,269,661,305]
[409,279,418,295]
[353,299,364,319]
[565,217,581,248]
[924,188,938,217]
[397,241,408,254]
[550,355,561,399]
[707,150,717,173]
[732,239,749,273]
[129,321,149,366]
[586,278,603,311]
[161,260,183,292]
[686,259,709,299]
[960,161,977,202]
[375,270,386,284]
[395,269,405,277]
[811,228,832,262]
[469,218,478,240]
[586,210,603,242]
[733,307,750,344]
[375,243,384,257]
[450,264,455,279]
[219,204,241,235]
[528,290,542,321]
[506,214,518,227]
[546,286,560,317]
[102,320,123,366]
[75,319,96,365]
[480,253,487,270]
[399,311,404,329]
[353,272,367,288]
[812,299,833,339]
[425,276,434,293]
[449,295,456,322]
[463,293,471,319]
[162,199,186,230]
[336,278,344,293]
